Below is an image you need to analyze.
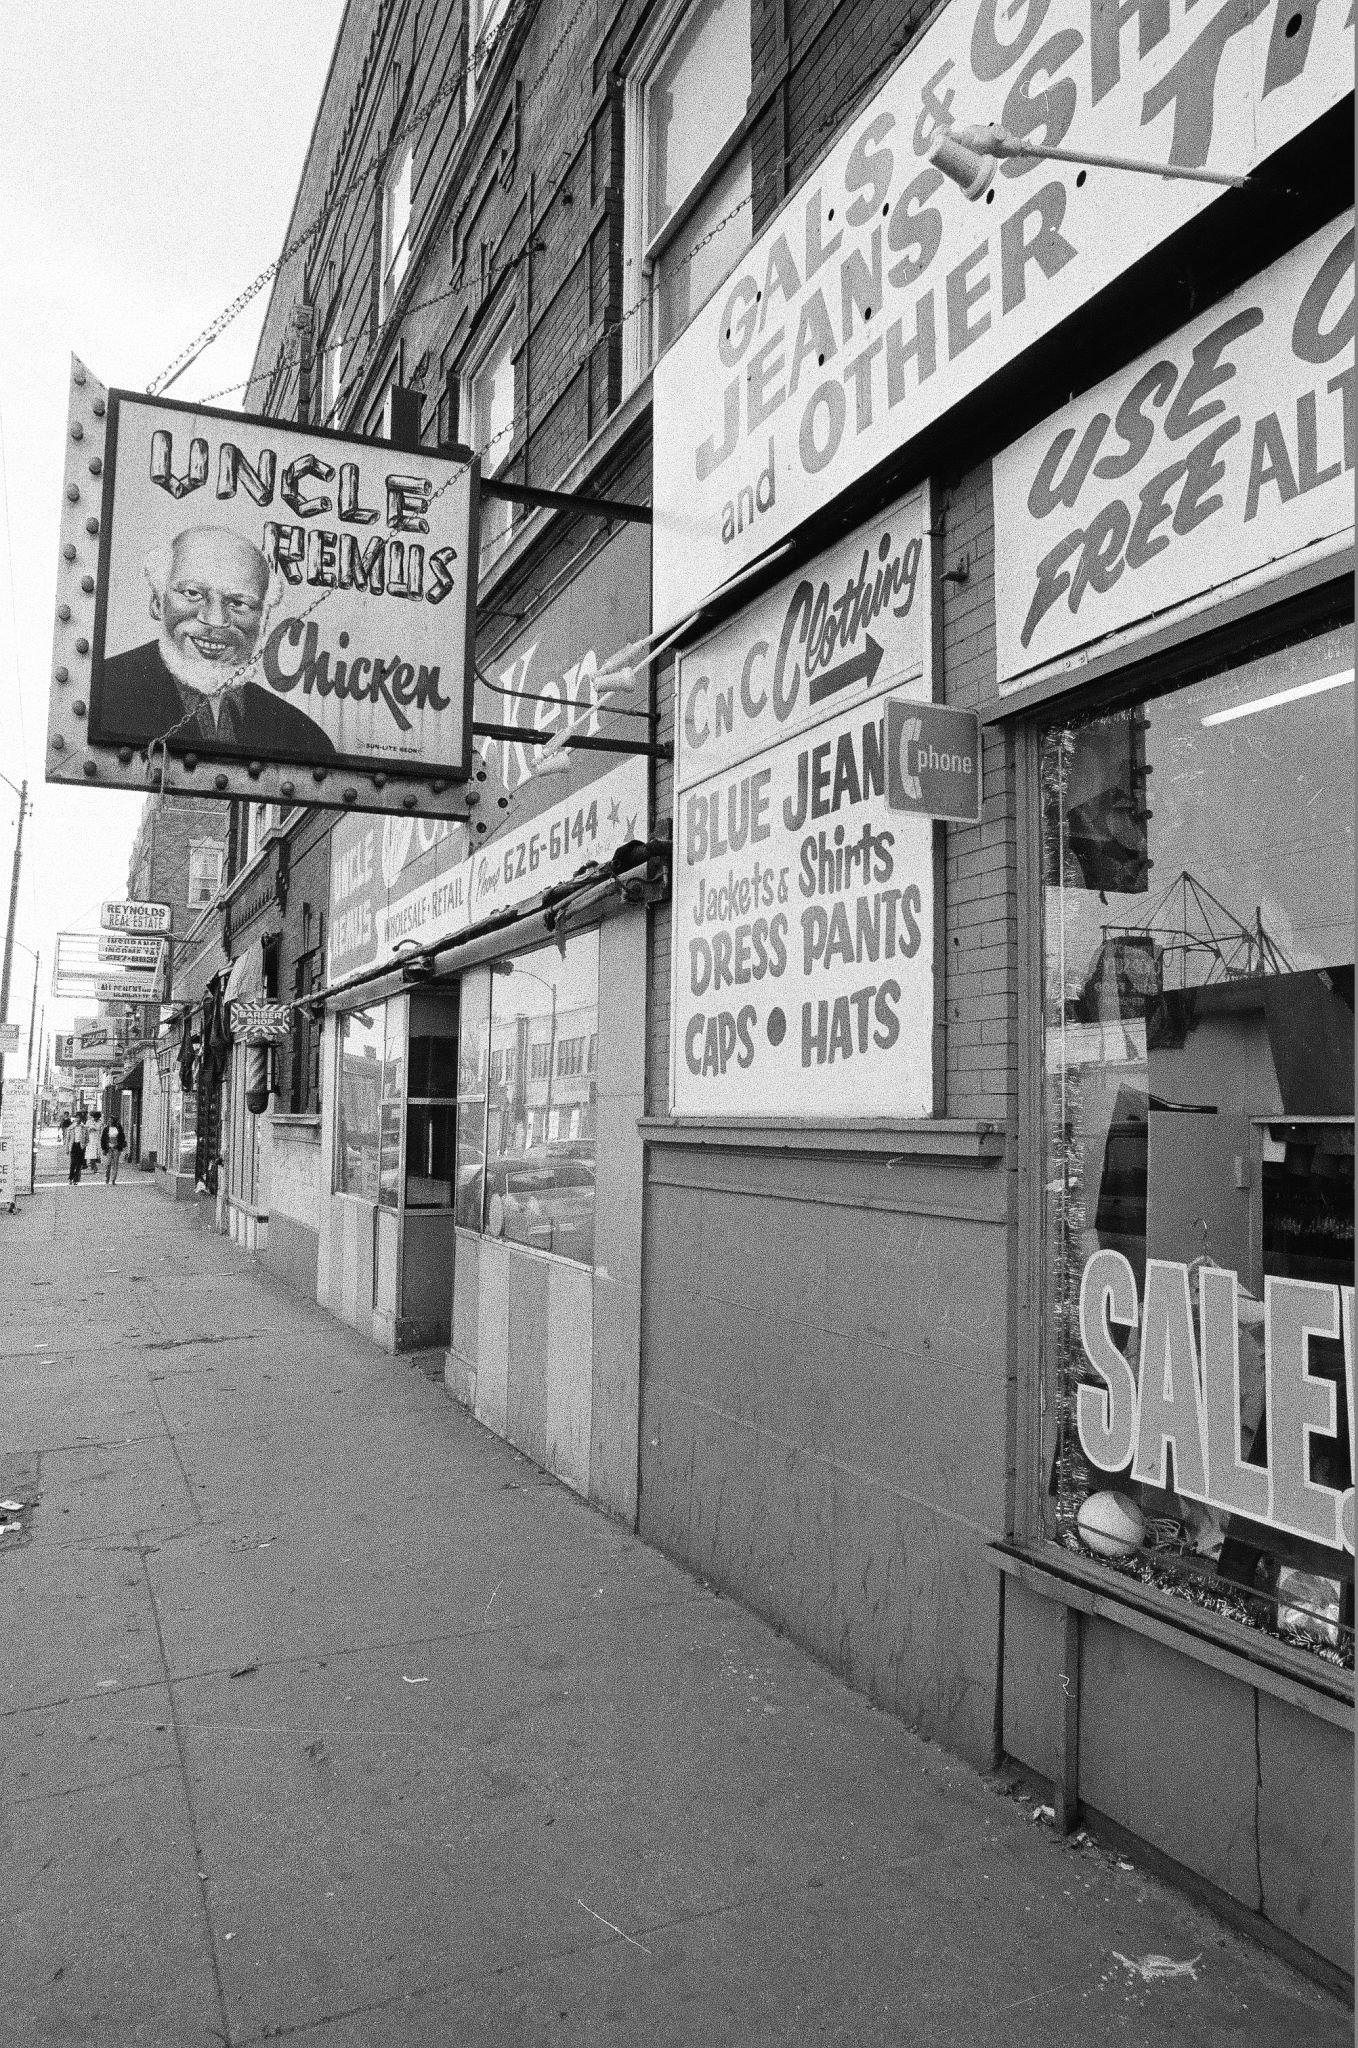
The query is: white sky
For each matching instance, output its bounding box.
[0,0,346,1055]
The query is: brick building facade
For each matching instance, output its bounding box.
[219,0,1350,1976]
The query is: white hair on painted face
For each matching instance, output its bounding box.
[144,526,287,696]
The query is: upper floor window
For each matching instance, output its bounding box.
[473,0,513,54]
[320,329,344,427]
[187,840,225,908]
[624,0,753,386]
[380,142,413,320]
[464,313,517,567]
[245,804,280,864]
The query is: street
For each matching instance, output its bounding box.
[0,1176,1348,2046]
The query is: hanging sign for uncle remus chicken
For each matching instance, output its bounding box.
[671,487,938,1118]
[48,363,479,819]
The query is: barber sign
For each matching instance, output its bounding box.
[230,999,292,1045]
[886,700,981,824]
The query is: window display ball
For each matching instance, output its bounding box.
[1076,1491,1146,1559]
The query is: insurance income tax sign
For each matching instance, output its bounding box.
[671,491,936,1117]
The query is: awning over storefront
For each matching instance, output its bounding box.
[223,937,268,1006]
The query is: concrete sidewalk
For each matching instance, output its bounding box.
[0,1178,1348,2046]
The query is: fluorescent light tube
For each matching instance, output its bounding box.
[1201,669,1353,728]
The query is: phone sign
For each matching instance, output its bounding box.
[886,699,981,826]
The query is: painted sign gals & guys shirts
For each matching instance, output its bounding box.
[671,490,938,1117]
[650,0,1349,633]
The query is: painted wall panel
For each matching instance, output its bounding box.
[1256,1689,1354,1968]
[507,1252,552,1470]
[546,1258,593,1496]
[476,1238,512,1438]
[999,1578,1062,1787]
[1077,1618,1260,1913]
[639,1156,1008,1764]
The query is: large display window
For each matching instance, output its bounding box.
[1040,622,1354,1668]
[454,932,600,1266]
[335,1005,385,1200]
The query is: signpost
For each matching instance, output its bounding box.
[1,1079,34,1197]
[98,933,164,967]
[49,365,480,820]
[229,999,292,1045]
[886,701,981,825]
[88,975,156,1004]
[101,900,171,934]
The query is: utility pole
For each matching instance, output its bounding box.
[27,953,39,1070]
[0,773,28,1096]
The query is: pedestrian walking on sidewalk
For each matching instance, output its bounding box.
[103,1118,125,1184]
[87,1111,103,1177]
[68,1113,86,1186]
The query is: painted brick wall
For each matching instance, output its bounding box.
[250,0,653,497]
[937,462,1014,1127]
[127,793,229,931]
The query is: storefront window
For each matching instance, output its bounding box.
[454,972,489,1229]
[1040,624,1354,1667]
[378,999,407,1209]
[405,991,460,1209]
[336,1006,383,1199]
[482,932,599,1265]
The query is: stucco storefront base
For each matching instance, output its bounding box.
[1001,1568,1354,1980]
[637,1132,1009,1771]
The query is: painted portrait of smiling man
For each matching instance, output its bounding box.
[93,523,337,759]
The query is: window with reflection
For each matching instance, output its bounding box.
[336,1006,384,1199]
[1040,624,1354,1668]
[405,990,460,1209]
[626,0,753,380]
[454,971,490,1229]
[480,932,600,1265]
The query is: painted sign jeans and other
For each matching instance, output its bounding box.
[671,495,935,1116]
[996,214,1355,682]
[650,0,1349,631]
[1078,1251,1355,1555]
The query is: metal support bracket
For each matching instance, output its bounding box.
[473,720,670,759]
[479,477,652,524]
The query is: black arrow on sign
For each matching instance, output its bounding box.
[807,634,885,706]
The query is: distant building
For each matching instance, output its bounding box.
[109,793,229,1161]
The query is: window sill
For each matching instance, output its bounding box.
[270,1113,322,1132]
[455,1222,593,1275]
[991,1539,1353,1729]
[475,373,653,609]
[639,1117,1006,1162]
